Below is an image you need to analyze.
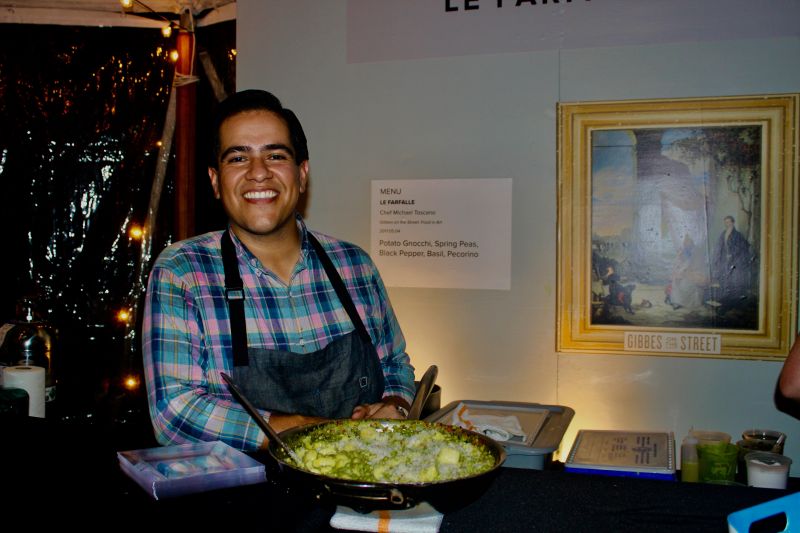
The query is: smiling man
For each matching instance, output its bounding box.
[142,90,415,451]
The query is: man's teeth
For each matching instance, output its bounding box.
[244,190,277,199]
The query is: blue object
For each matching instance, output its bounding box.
[564,465,676,481]
[727,492,799,532]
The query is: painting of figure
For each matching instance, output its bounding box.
[590,125,760,330]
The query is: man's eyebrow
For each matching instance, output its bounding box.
[263,143,295,156]
[219,143,295,160]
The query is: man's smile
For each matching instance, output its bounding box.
[243,190,278,200]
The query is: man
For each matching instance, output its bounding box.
[712,215,752,305]
[142,90,415,451]
[777,334,800,416]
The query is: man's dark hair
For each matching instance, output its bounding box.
[210,89,309,167]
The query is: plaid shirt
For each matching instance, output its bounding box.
[142,217,415,451]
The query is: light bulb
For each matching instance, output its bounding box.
[120,0,134,9]
[117,308,131,323]
[123,375,140,391]
[169,49,179,62]
[129,225,144,240]
[161,25,172,38]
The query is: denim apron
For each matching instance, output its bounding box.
[221,230,384,419]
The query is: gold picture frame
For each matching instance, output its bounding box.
[557,94,798,359]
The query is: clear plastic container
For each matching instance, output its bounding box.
[744,451,792,489]
[690,429,731,446]
[117,440,266,499]
[680,435,699,482]
[741,429,785,454]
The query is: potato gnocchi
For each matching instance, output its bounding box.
[282,420,496,483]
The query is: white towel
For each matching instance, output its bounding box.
[330,502,444,533]
[449,402,526,442]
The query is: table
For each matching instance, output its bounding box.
[2,416,795,531]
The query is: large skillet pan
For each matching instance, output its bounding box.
[222,368,506,513]
[268,419,506,513]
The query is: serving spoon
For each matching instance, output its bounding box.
[220,372,302,464]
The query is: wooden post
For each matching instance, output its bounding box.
[174,11,196,240]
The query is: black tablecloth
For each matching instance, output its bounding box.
[2,417,795,532]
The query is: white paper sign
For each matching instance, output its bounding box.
[371,178,511,290]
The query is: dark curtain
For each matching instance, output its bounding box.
[0,21,234,429]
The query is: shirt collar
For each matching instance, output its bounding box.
[225,213,310,279]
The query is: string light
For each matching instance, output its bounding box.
[129,224,144,240]
[119,0,185,38]
[169,50,180,62]
[117,308,131,323]
[123,374,141,391]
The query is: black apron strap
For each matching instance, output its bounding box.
[307,232,374,346]
[221,229,374,367]
[221,230,249,367]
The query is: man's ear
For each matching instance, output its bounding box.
[298,160,310,193]
[209,167,221,199]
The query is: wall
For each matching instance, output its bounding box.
[236,1,800,468]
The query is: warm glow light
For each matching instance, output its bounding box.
[123,375,141,391]
[117,309,131,323]
[169,49,180,62]
[129,225,144,240]
[161,25,172,38]
[155,140,163,147]
[120,0,134,9]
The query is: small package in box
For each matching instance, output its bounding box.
[118,440,266,499]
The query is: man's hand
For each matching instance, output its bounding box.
[268,413,327,432]
[351,397,411,420]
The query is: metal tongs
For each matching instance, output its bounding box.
[408,365,438,420]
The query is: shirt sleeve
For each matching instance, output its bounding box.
[367,261,417,405]
[141,253,267,451]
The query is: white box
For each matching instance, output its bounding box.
[118,440,266,499]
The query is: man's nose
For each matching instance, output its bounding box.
[248,157,272,180]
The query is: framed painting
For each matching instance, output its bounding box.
[557,94,798,359]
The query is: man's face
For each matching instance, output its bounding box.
[724,218,734,230]
[209,110,309,242]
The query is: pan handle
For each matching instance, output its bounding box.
[408,365,438,420]
[323,484,410,507]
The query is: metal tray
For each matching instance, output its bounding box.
[425,400,574,469]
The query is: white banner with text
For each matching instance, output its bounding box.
[346,0,799,63]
